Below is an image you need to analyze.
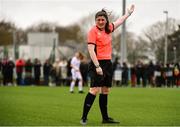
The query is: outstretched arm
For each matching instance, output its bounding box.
[113,4,135,30]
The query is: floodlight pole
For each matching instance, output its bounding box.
[163,10,168,65]
[173,46,177,63]
[52,26,56,62]
[120,0,127,64]
[13,30,16,60]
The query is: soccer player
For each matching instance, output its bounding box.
[70,52,84,93]
[80,4,135,125]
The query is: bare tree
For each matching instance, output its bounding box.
[140,18,179,62]
[0,19,16,46]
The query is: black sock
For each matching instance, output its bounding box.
[99,94,109,120]
[81,92,96,120]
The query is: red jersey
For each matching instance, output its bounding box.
[87,23,114,60]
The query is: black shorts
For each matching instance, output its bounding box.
[88,60,113,87]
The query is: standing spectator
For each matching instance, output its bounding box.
[121,62,129,87]
[80,56,89,86]
[7,57,15,85]
[112,57,120,73]
[142,63,148,87]
[2,57,15,86]
[80,5,134,125]
[147,61,155,87]
[52,58,61,86]
[0,58,2,85]
[130,64,136,87]
[59,58,68,86]
[166,63,174,87]
[135,60,143,87]
[24,59,33,85]
[15,58,25,85]
[70,52,84,93]
[2,58,10,86]
[154,62,163,87]
[43,59,52,86]
[1,57,15,86]
[33,58,41,85]
[66,58,72,86]
[160,63,166,87]
[112,57,121,86]
[173,63,180,87]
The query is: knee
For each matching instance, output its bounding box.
[101,87,110,94]
[72,79,76,82]
[89,87,100,95]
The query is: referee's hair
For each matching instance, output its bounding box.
[95,9,111,34]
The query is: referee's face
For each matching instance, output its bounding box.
[95,16,107,30]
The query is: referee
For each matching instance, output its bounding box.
[80,4,135,125]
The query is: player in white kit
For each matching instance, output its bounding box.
[70,52,84,93]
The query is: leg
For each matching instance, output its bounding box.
[78,72,83,93]
[70,79,76,93]
[70,70,77,92]
[100,86,119,124]
[80,87,100,125]
[78,79,83,93]
[99,86,110,120]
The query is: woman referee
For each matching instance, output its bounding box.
[80,4,135,125]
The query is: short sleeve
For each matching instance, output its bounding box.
[109,23,114,32]
[87,27,96,45]
[71,57,75,65]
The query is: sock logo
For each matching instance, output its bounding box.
[86,104,91,107]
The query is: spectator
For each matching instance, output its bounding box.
[59,58,68,86]
[173,63,180,87]
[15,58,25,85]
[147,61,155,87]
[0,58,2,85]
[112,57,121,86]
[52,58,61,86]
[43,59,52,86]
[135,60,143,87]
[160,63,166,87]
[7,57,15,85]
[2,58,15,86]
[24,59,33,85]
[121,62,129,87]
[154,62,163,87]
[166,63,174,87]
[142,63,148,87]
[66,58,72,86]
[80,56,89,86]
[112,57,120,73]
[130,64,136,87]
[33,58,41,85]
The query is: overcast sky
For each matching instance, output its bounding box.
[0,0,180,35]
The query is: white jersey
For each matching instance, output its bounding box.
[71,56,82,80]
[71,56,80,71]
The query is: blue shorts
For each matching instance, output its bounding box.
[88,60,113,87]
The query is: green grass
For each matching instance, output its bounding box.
[0,86,180,126]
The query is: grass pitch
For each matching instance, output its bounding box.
[0,86,180,126]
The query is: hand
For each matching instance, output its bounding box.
[96,67,103,75]
[127,4,135,15]
[75,69,79,72]
[74,67,79,71]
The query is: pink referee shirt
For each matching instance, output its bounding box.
[87,23,114,60]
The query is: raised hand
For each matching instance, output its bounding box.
[127,4,135,15]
